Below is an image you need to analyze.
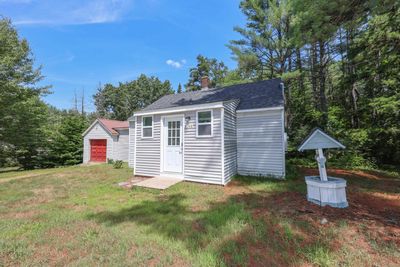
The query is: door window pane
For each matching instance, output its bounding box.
[167,120,181,146]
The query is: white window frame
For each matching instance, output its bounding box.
[141,115,153,138]
[196,109,213,138]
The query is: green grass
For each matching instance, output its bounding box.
[0,164,398,266]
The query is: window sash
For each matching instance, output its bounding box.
[198,111,211,123]
[143,116,152,127]
[142,116,153,138]
[196,110,212,137]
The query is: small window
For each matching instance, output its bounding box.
[142,116,153,138]
[197,110,212,137]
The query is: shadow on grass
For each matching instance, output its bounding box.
[232,165,306,194]
[0,167,21,174]
[87,193,251,252]
[86,190,337,265]
[86,167,400,265]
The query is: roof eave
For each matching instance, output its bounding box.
[133,101,225,116]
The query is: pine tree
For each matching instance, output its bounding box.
[0,18,50,169]
[228,0,400,166]
[50,112,88,165]
[177,83,183,93]
[185,55,228,91]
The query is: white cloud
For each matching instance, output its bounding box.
[166,59,186,69]
[8,0,134,25]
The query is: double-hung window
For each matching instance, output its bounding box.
[142,116,153,138]
[196,110,212,137]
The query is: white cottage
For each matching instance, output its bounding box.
[128,78,286,185]
[82,119,129,163]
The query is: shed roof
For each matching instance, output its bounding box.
[82,119,129,137]
[140,78,283,112]
[98,119,128,135]
[298,128,346,151]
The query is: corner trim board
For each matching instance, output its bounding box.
[221,107,225,185]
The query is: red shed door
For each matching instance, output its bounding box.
[90,139,107,162]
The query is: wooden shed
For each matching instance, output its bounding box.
[82,119,129,163]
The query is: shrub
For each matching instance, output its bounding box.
[113,160,123,169]
[107,158,114,164]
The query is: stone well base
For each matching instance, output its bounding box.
[305,176,348,208]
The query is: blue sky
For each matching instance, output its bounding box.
[1,0,246,111]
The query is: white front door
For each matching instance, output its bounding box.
[163,117,183,173]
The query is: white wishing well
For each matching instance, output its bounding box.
[298,128,348,208]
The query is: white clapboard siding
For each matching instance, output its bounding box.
[223,100,239,184]
[128,121,135,168]
[134,115,161,176]
[134,109,223,184]
[113,129,129,161]
[237,109,285,178]
[83,122,113,163]
[184,108,223,184]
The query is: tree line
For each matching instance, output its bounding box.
[1,0,399,169]
[226,0,399,167]
[0,19,176,169]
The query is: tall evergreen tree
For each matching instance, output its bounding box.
[228,0,293,80]
[50,112,88,166]
[229,0,400,166]
[0,18,50,169]
[177,83,183,93]
[185,55,228,91]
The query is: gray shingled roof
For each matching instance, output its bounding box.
[141,78,283,112]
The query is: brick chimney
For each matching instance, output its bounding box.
[201,76,210,90]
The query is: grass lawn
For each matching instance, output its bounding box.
[0,164,399,266]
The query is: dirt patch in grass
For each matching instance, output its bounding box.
[220,167,400,266]
[46,228,77,244]
[302,167,400,193]
[225,189,400,266]
[33,244,71,265]
[2,210,42,219]
[224,180,251,196]
[125,242,189,267]
[0,173,46,184]
[126,244,139,258]
[271,191,398,225]
[25,186,57,205]
[31,222,101,265]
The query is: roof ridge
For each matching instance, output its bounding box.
[173,78,282,96]
[138,78,284,113]
[98,118,126,122]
